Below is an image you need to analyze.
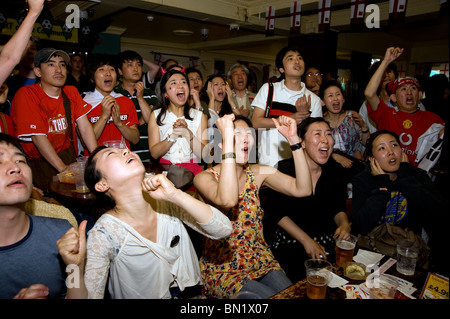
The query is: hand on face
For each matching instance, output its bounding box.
[369,157,385,176]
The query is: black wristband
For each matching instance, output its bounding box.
[290,143,302,151]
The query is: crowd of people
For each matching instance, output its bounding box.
[0,0,448,300]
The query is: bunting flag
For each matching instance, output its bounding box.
[265,6,275,36]
[290,1,302,34]
[389,0,408,24]
[440,63,449,77]
[154,53,164,66]
[350,0,365,28]
[318,0,331,32]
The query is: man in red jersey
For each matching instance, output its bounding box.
[364,47,445,165]
[11,48,97,192]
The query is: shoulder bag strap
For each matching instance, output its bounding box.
[61,89,74,144]
[0,113,8,134]
[264,82,274,118]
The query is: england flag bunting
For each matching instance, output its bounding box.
[290,1,302,34]
[389,0,408,23]
[265,6,276,36]
[318,0,331,32]
[154,53,164,66]
[350,0,365,26]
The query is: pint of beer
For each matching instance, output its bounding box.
[335,234,358,267]
[304,259,332,299]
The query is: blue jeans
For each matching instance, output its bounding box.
[238,270,292,299]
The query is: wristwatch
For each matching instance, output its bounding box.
[222,152,236,160]
[290,143,302,151]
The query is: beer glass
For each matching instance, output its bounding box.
[304,259,333,299]
[335,234,358,267]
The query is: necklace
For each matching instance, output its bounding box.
[326,111,345,129]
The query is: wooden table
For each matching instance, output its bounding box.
[49,162,195,215]
[270,254,428,300]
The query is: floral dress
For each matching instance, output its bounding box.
[332,110,363,157]
[199,166,282,298]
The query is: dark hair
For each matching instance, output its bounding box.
[161,59,178,70]
[365,129,401,157]
[319,80,345,100]
[117,50,143,69]
[0,133,28,164]
[296,117,330,141]
[233,115,253,128]
[185,67,203,80]
[86,54,118,81]
[156,70,193,126]
[275,46,304,78]
[84,146,115,216]
[199,73,234,117]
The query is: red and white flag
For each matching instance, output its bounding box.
[154,53,164,66]
[440,63,449,77]
[318,0,331,32]
[389,0,408,22]
[290,1,302,34]
[350,0,365,21]
[265,6,276,36]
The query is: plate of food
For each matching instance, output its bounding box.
[343,262,368,281]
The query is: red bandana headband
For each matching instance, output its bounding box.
[387,77,421,94]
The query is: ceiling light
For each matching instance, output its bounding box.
[172,29,194,36]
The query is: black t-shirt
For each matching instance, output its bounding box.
[263,158,347,240]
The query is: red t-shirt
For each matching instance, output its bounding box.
[367,98,445,164]
[84,93,139,149]
[11,84,92,158]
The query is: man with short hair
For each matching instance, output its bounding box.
[227,63,255,119]
[114,50,158,162]
[10,48,97,193]
[83,54,140,150]
[364,46,445,165]
[251,46,322,167]
[0,133,87,299]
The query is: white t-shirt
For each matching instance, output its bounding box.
[252,80,323,167]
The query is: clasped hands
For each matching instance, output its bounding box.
[170,118,193,141]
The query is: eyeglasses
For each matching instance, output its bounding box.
[306,72,323,77]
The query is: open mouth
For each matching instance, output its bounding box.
[319,147,329,156]
[125,154,137,164]
[405,97,415,105]
[176,91,186,101]
[389,158,397,165]
[7,179,25,187]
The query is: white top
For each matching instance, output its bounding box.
[153,108,203,164]
[252,80,323,167]
[85,206,232,299]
